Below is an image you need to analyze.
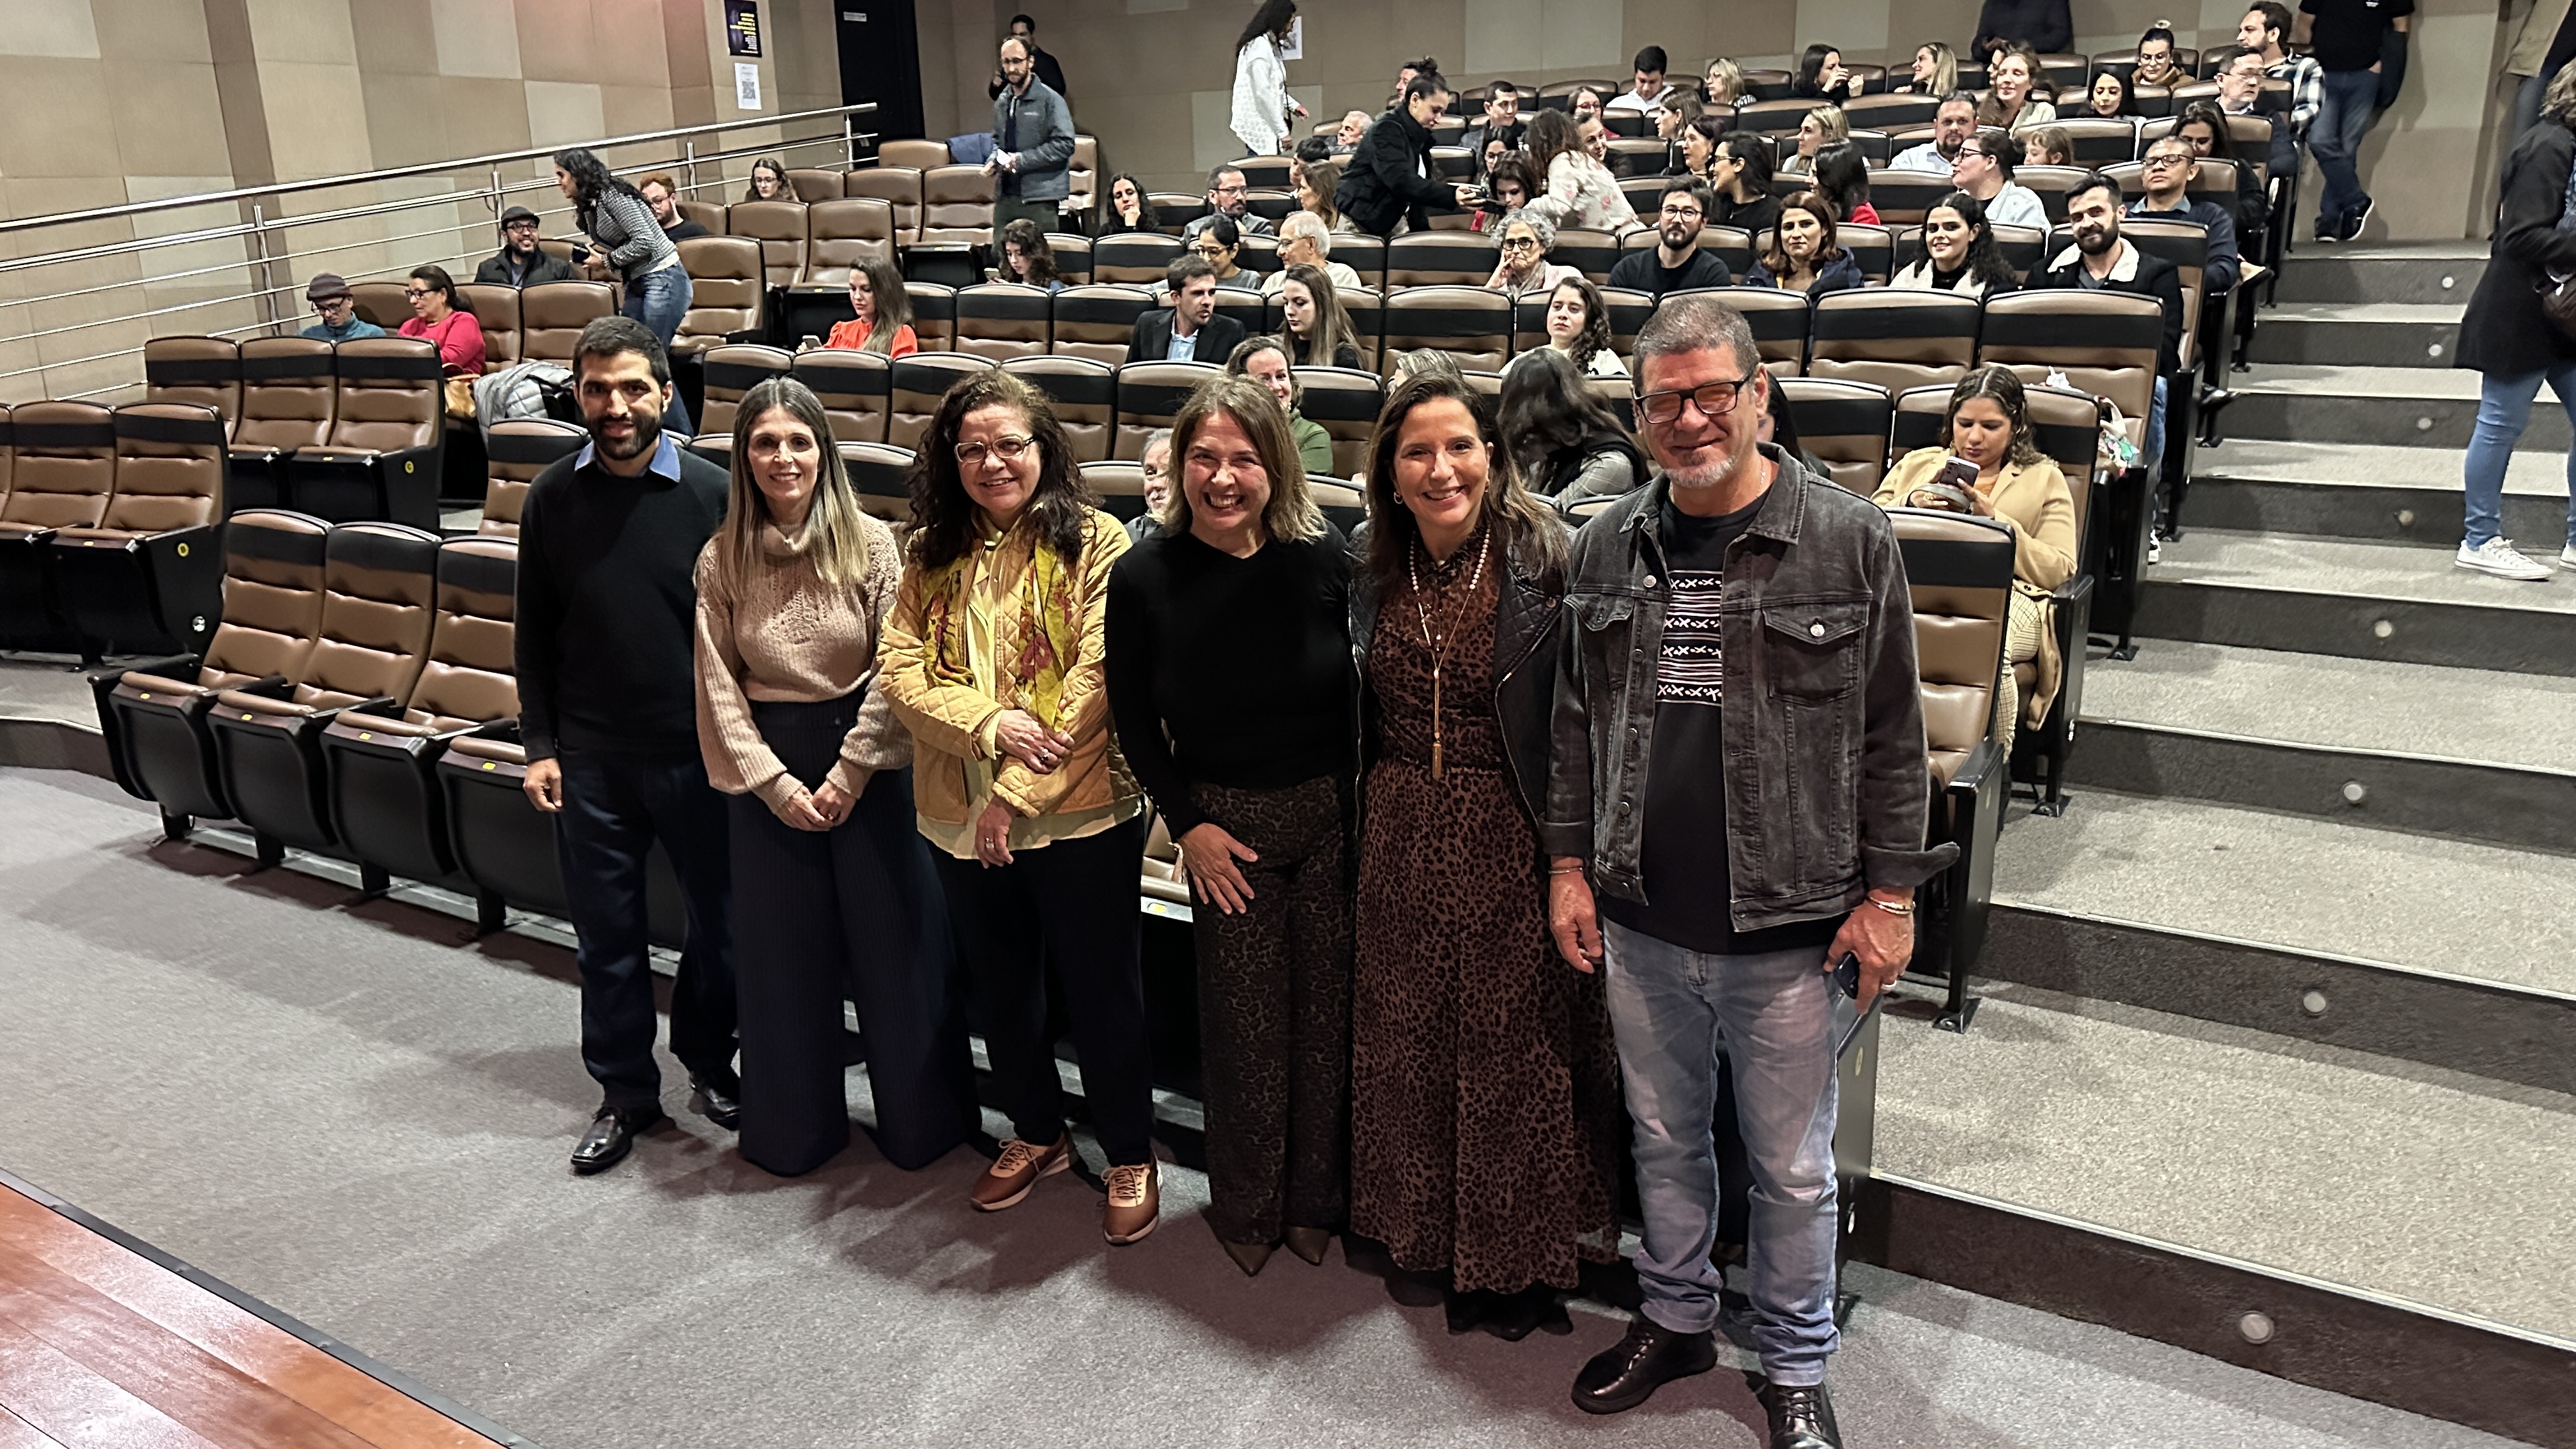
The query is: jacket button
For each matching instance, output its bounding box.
[1642,574,1658,588]
[1810,621,1827,638]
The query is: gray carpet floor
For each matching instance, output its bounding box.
[0,767,2526,1449]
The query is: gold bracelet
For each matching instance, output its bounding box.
[1865,895,1915,916]
[1548,863,1586,876]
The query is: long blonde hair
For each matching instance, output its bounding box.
[1913,41,1958,97]
[714,377,877,592]
[1161,371,1325,541]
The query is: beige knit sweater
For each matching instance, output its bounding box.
[694,512,912,815]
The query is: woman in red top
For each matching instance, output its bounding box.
[819,257,919,356]
[397,264,485,375]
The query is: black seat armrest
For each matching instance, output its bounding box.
[235,675,298,699]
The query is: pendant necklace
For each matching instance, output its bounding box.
[1405,523,1491,781]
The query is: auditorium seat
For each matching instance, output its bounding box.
[2012,165,2092,224]
[878,139,951,172]
[519,282,616,364]
[203,520,440,861]
[1212,286,1266,342]
[1385,233,1498,289]
[1889,507,2013,1030]
[1052,284,1155,365]
[674,236,767,354]
[1976,291,2162,452]
[1293,367,1385,478]
[1846,93,1940,130]
[47,403,229,659]
[1000,355,1115,463]
[227,338,336,514]
[100,509,332,829]
[1775,378,1893,493]
[287,337,445,528]
[920,167,996,247]
[805,197,897,283]
[456,286,523,369]
[1066,136,1100,218]
[1551,229,1623,285]
[319,534,519,896]
[1147,192,1209,234]
[1082,458,1150,525]
[1046,232,1093,284]
[1114,361,1218,459]
[1380,287,1512,375]
[1092,234,1184,287]
[677,198,728,234]
[954,282,1052,360]
[1807,291,1981,394]
[0,401,118,652]
[785,168,842,204]
[792,349,894,445]
[1333,236,1388,293]
[889,352,996,450]
[1619,175,1671,220]
[142,337,242,433]
[696,345,793,463]
[1328,286,1387,371]
[1867,169,1955,228]
[1603,141,1668,180]
[847,166,925,244]
[728,199,811,289]
[1243,189,1298,224]
[479,419,585,537]
[1310,479,1367,535]
[1698,287,1809,374]
[350,281,410,332]
[1834,224,1894,283]
[839,441,914,523]
[1733,98,1814,135]
[2057,118,2141,165]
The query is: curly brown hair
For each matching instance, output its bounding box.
[902,369,1100,569]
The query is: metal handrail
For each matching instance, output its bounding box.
[0,102,878,239]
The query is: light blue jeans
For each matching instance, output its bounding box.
[1600,921,1839,1386]
[624,263,696,436]
[2312,68,2383,228]
[2464,362,2576,550]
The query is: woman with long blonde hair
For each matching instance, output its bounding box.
[696,375,972,1177]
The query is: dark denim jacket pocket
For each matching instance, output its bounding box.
[1567,590,1637,632]
[1761,602,1867,701]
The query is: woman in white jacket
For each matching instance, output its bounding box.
[1229,0,1305,156]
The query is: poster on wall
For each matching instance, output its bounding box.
[726,0,762,56]
[735,61,762,111]
[1278,15,1302,60]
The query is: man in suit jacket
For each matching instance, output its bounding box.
[2030,172,2185,468]
[1125,257,1245,365]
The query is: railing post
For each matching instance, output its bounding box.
[249,199,282,337]
[686,139,699,197]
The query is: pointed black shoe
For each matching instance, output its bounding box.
[690,1071,741,1130]
[571,1105,667,1176]
[1570,1316,1717,1414]
[1761,1380,1843,1448]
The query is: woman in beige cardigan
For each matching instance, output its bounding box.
[1873,365,2077,748]
[696,376,975,1177]
[877,369,1162,1246]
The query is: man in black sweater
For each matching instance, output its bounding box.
[1607,178,1734,300]
[516,316,739,1176]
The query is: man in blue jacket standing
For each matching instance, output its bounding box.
[990,33,1077,238]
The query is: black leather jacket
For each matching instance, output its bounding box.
[1350,517,1568,833]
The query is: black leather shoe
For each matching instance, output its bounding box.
[1570,1316,1717,1414]
[571,1107,666,1175]
[1761,1380,1843,1448]
[689,1071,741,1130]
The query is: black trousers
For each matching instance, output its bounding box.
[553,746,735,1114]
[731,697,976,1175]
[935,813,1155,1166]
[1190,776,1354,1245]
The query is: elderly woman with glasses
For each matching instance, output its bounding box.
[877,369,1160,1247]
[1485,208,1584,296]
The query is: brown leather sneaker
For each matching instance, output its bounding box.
[970,1133,1071,1211]
[1102,1161,1160,1244]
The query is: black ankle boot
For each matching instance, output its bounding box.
[1570,1315,1717,1414]
[1761,1380,1843,1448]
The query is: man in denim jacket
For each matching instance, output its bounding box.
[1544,293,1953,1448]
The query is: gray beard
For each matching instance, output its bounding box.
[1667,434,1757,493]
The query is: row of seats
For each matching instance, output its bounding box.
[144,337,446,528]
[1449,49,2254,109]
[0,401,229,661]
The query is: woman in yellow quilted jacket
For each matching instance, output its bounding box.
[877,368,1162,1246]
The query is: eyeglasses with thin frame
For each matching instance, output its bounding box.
[1660,203,1705,222]
[2142,151,2192,169]
[1636,374,1756,425]
[954,434,1037,466]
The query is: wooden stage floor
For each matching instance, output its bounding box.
[0,1176,507,1448]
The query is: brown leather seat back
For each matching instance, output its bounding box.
[726,200,810,288]
[806,198,897,284]
[202,509,332,682]
[922,166,998,246]
[847,167,924,243]
[324,338,441,453]
[878,139,951,172]
[678,198,728,234]
[1379,286,1512,376]
[785,168,843,203]
[1112,360,1219,460]
[481,419,586,536]
[1890,509,2014,788]
[700,345,794,439]
[1,401,116,531]
[1385,233,1499,289]
[676,236,765,353]
[1050,284,1154,365]
[888,352,997,451]
[840,441,914,522]
[1091,234,1183,287]
[1000,356,1114,463]
[956,283,1052,361]
[406,535,519,728]
[1775,378,1893,494]
[233,339,337,454]
[350,282,410,332]
[792,350,894,446]
[1977,291,2161,441]
[1807,291,1981,395]
[300,522,441,706]
[456,285,524,368]
[143,337,242,432]
[519,282,617,364]
[1291,366,1385,478]
[103,403,227,533]
[1687,286,1809,375]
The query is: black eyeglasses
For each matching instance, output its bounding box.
[1636,374,1756,425]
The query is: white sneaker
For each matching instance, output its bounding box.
[2455,537,2552,581]
[2561,544,2576,569]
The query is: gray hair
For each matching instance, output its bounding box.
[1496,206,1556,253]
[2548,57,2576,123]
[1278,210,1334,254]
[1632,292,1758,378]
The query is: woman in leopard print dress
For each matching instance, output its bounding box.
[1347,371,1625,1338]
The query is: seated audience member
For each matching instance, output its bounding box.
[1523,276,1630,379]
[1333,109,1373,154]
[821,257,918,355]
[2213,47,2300,184]
[1707,134,1782,235]
[1187,163,1278,241]
[1653,90,1705,146]
[1890,191,2020,296]
[1128,256,1248,364]
[1388,56,1441,109]
[1299,158,1358,236]
[1190,215,1264,292]
[1873,364,2076,749]
[2030,172,2184,466]
[2132,25,2188,88]
[1487,208,1583,296]
[1892,92,1981,172]
[1338,72,1479,239]
[2083,68,2139,119]
[476,206,578,288]
[1608,178,1734,298]
[1524,107,1638,234]
[1392,346,1468,383]
[1294,134,1333,176]
[999,217,1066,292]
[1954,128,2047,229]
[1667,113,1726,181]
[300,273,386,342]
[1899,41,1960,96]
[400,264,484,377]
[641,174,710,241]
[2175,102,2267,244]
[2127,134,2240,295]
[1126,428,1174,544]
[1569,86,1606,124]
[1474,156,1539,233]
[1477,132,1514,190]
[1786,103,1849,173]
[1226,336,1337,475]
[1701,57,1747,107]
[1792,43,1867,100]
[1466,80,1528,155]
[1812,142,1878,224]
[2020,124,2075,167]
[1606,45,1680,116]
[1979,43,2059,130]
[1097,173,1162,237]
[1267,212,1364,293]
[1746,192,1864,296]
[744,157,789,202]
[1499,346,1648,507]
[1273,263,1367,371]
[1975,0,2075,58]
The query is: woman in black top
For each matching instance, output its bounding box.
[1105,372,1356,1278]
[1706,134,1781,237]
